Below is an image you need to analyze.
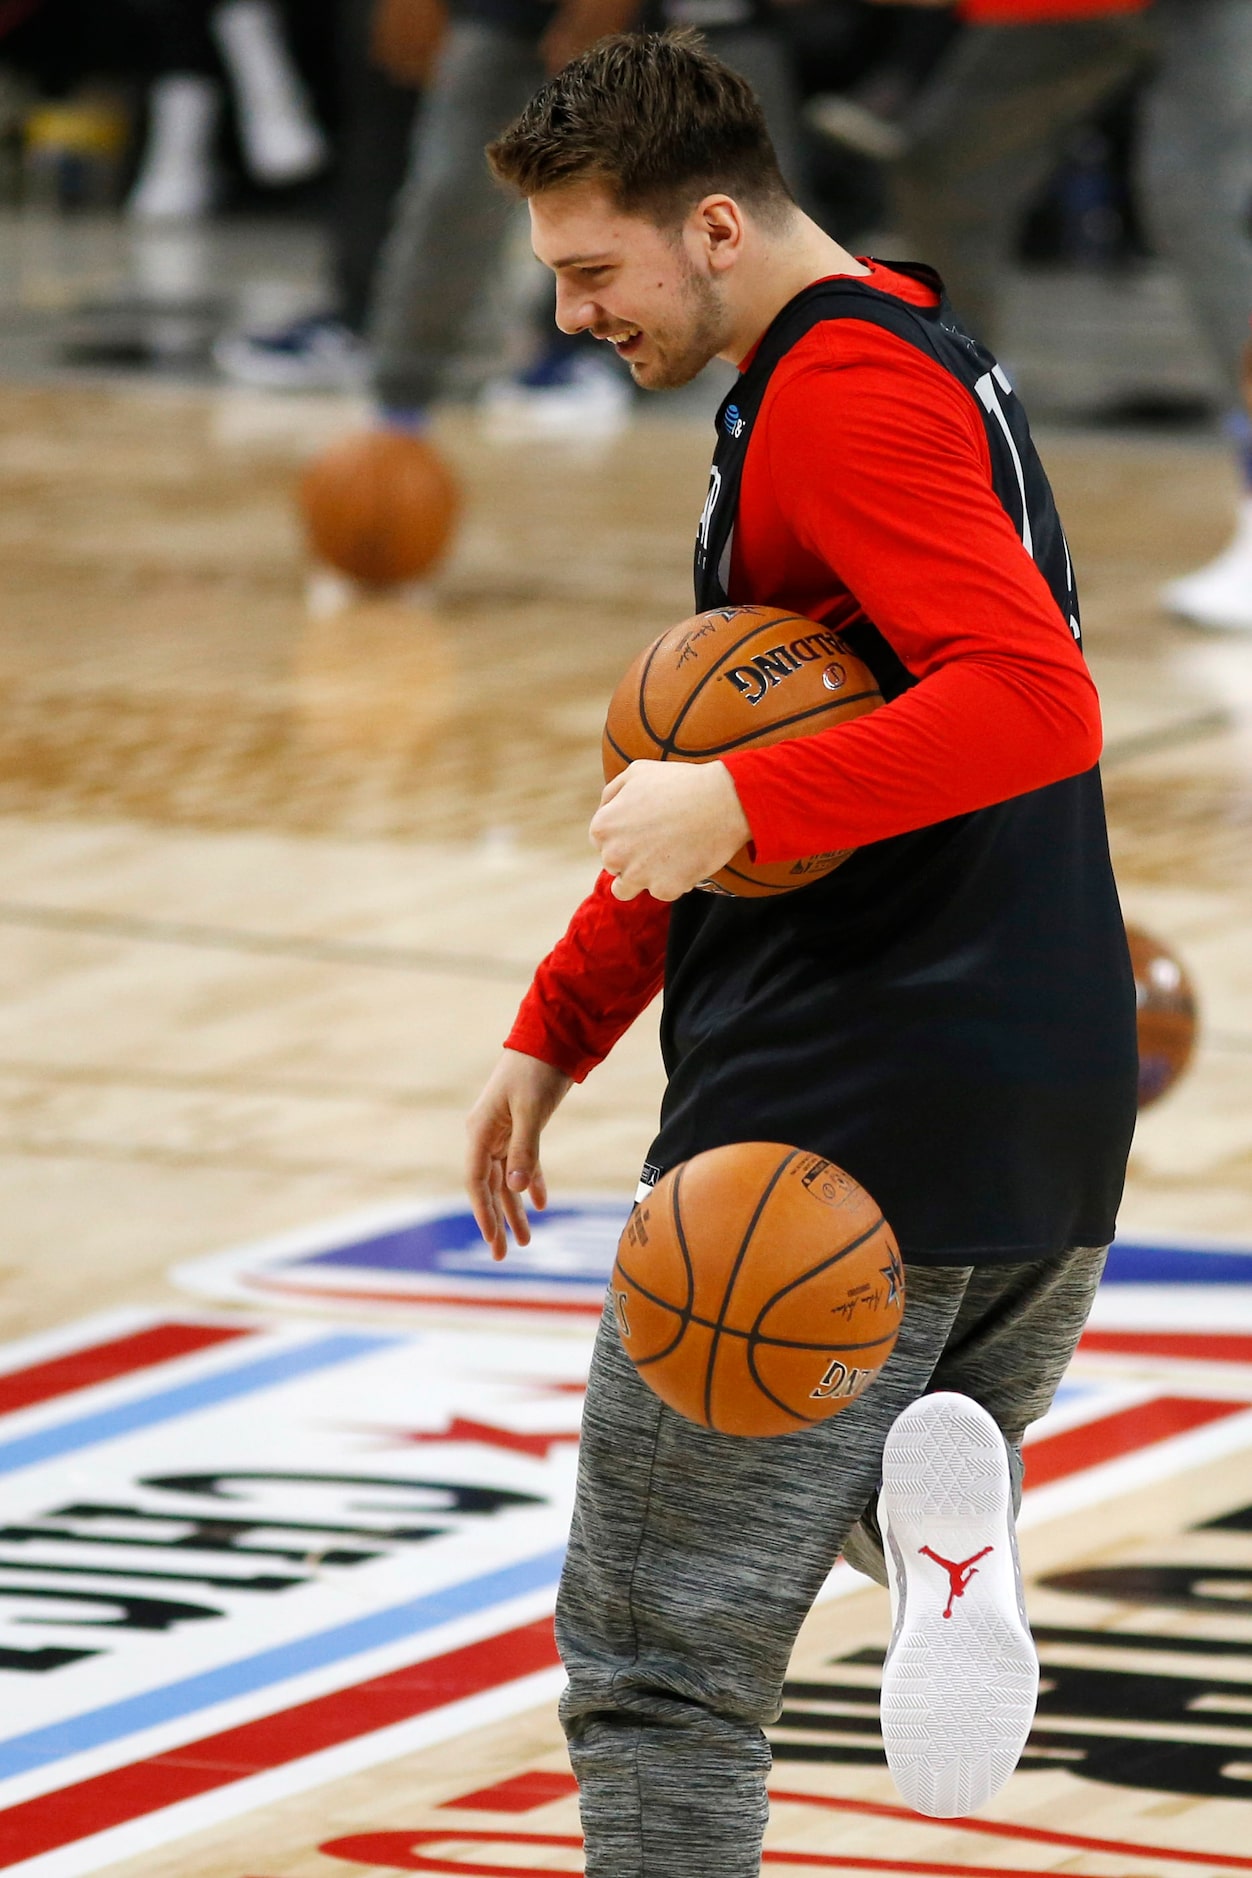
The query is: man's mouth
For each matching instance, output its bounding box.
[602,327,643,357]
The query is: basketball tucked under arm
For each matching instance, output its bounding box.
[725,333,1102,864]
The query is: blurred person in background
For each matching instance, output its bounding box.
[877,0,1252,634]
[364,0,811,437]
[127,0,329,219]
[881,0,1153,349]
[800,0,959,166]
[1147,3,1252,632]
[362,0,644,436]
[215,0,421,388]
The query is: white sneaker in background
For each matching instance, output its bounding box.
[212,0,329,186]
[1162,496,1252,632]
[214,314,367,391]
[805,93,908,163]
[878,1391,1039,1818]
[127,75,221,221]
[479,354,633,442]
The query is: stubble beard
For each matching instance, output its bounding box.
[631,259,728,391]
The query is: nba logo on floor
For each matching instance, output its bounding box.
[176,1198,634,1319]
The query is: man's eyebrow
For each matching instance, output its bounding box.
[548,252,615,269]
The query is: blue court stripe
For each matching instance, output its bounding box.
[0,1333,396,1477]
[1049,1381,1097,1406]
[1105,1243,1252,1286]
[0,1545,566,1776]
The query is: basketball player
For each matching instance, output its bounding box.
[464,32,1138,1871]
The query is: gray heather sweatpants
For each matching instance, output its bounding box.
[556,1245,1107,1878]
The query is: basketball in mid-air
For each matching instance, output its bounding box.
[298,429,460,585]
[602,604,883,895]
[611,1141,903,1437]
[1128,924,1198,1107]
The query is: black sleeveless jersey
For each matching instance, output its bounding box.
[644,269,1138,1266]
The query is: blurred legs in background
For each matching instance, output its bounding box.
[802,2,959,168]
[891,16,1153,348]
[126,1,220,218]
[215,0,418,388]
[891,4,1252,633]
[128,0,328,220]
[368,15,548,422]
[332,0,421,340]
[1146,0,1252,631]
[213,0,328,183]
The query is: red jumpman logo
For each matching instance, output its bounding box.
[919,1544,994,1618]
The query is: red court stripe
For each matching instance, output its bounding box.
[324,1826,1051,1878]
[0,1618,560,1866]
[0,1323,251,1417]
[1024,1395,1246,1488]
[1080,1327,1252,1365]
[770,1790,1252,1870]
[763,1858,1108,1876]
[443,1771,579,1813]
[252,1275,605,1316]
[430,1784,1252,1873]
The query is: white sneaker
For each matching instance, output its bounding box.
[479,354,632,442]
[127,75,221,222]
[805,93,908,163]
[1162,496,1252,632]
[878,1392,1038,1818]
[212,0,329,186]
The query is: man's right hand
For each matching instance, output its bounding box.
[464,1050,573,1260]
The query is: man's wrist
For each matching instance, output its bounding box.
[503,1021,593,1084]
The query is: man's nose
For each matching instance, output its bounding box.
[555,285,597,336]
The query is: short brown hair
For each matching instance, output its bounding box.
[486,30,794,226]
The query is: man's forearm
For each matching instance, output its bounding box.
[504,869,670,1080]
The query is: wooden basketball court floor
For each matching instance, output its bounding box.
[1,359,1252,1878]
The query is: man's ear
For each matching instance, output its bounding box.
[691,194,745,274]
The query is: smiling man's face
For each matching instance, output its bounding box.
[530,180,731,391]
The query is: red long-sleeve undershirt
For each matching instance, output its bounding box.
[506,263,1103,1082]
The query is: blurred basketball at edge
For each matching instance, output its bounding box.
[1128,923,1198,1107]
[298,430,460,585]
